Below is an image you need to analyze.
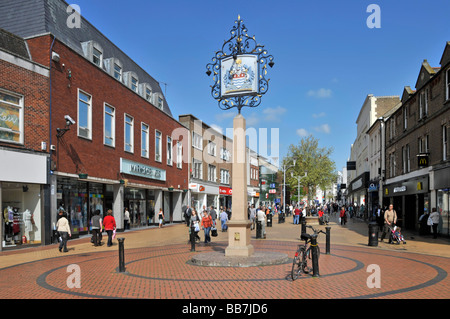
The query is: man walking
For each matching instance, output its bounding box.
[184,205,192,227]
[380,204,397,244]
[257,206,266,239]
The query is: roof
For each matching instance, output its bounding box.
[0,0,172,117]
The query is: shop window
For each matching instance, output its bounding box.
[0,89,23,144]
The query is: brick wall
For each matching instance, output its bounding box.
[26,35,188,189]
[0,57,49,153]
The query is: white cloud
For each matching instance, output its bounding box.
[262,106,287,121]
[312,112,326,118]
[245,112,260,127]
[314,124,331,134]
[307,88,332,98]
[296,128,309,137]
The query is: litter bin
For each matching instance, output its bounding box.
[267,214,272,227]
[256,221,262,238]
[368,222,379,246]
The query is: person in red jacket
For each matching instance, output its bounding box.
[103,209,116,247]
[200,210,213,244]
[340,206,347,225]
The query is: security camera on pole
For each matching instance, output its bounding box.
[206,15,274,257]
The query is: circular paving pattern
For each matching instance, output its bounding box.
[1,240,449,299]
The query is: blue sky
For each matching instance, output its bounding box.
[73,0,450,171]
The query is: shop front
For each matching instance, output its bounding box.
[1,149,48,249]
[219,186,232,211]
[433,166,450,237]
[384,175,429,231]
[189,182,218,213]
[348,172,369,217]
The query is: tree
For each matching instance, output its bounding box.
[282,135,338,204]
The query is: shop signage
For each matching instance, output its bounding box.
[368,183,378,192]
[269,189,276,194]
[393,186,406,193]
[120,158,166,181]
[219,186,232,195]
[417,153,429,168]
[352,178,363,190]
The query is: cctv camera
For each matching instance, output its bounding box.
[64,115,76,125]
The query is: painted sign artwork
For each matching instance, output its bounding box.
[220,54,258,98]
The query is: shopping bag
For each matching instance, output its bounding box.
[211,228,218,237]
[112,229,116,240]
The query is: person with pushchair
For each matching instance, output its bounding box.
[380,204,397,244]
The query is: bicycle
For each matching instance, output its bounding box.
[291,225,325,281]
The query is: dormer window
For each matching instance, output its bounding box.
[131,76,138,93]
[93,48,102,66]
[158,96,163,109]
[145,87,152,101]
[114,63,122,81]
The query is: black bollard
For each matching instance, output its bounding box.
[117,237,126,272]
[310,234,320,277]
[256,221,262,238]
[368,222,379,246]
[190,226,196,252]
[300,220,306,239]
[325,226,331,254]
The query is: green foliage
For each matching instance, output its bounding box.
[282,135,338,201]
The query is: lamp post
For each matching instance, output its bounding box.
[282,160,296,216]
[292,172,307,205]
[206,15,274,257]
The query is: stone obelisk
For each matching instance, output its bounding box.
[225,113,254,257]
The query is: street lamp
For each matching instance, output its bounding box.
[282,160,296,215]
[291,171,307,205]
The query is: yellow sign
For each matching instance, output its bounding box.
[417,182,422,191]
[234,232,240,241]
[385,188,389,195]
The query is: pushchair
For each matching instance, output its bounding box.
[389,225,406,244]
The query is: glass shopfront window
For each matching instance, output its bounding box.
[2,182,42,247]
[57,178,88,237]
[124,188,146,227]
[437,189,449,236]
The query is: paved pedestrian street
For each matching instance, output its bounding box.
[1,215,449,304]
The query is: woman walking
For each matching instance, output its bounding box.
[158,208,164,228]
[56,212,71,252]
[103,209,116,247]
[200,210,213,244]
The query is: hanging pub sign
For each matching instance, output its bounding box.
[417,153,429,168]
[220,54,258,98]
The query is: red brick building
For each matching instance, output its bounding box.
[0,0,189,242]
[0,28,50,249]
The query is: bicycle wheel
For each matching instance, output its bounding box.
[291,247,303,281]
[301,247,311,274]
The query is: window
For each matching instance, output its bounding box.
[419,90,428,119]
[145,87,152,102]
[444,125,448,161]
[114,63,122,81]
[402,145,410,173]
[208,141,216,156]
[104,104,115,147]
[141,123,149,158]
[157,96,163,109]
[78,89,92,139]
[208,164,216,182]
[446,68,450,101]
[193,159,202,179]
[403,106,408,130]
[220,169,230,184]
[220,147,230,161]
[389,153,395,177]
[177,141,183,169]
[155,130,162,162]
[192,132,202,149]
[92,48,102,66]
[124,114,134,153]
[131,77,138,93]
[167,136,173,165]
[418,135,429,154]
[0,89,23,144]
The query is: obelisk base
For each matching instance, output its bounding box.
[225,220,254,257]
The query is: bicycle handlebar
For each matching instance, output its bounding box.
[305,225,326,235]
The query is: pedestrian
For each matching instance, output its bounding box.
[189,210,201,241]
[103,209,116,247]
[380,204,397,244]
[429,207,440,239]
[293,206,300,224]
[419,208,430,235]
[158,208,164,228]
[124,207,130,230]
[220,208,229,232]
[184,205,192,227]
[56,211,71,252]
[249,204,256,230]
[339,206,347,225]
[257,206,266,239]
[210,205,217,228]
[91,209,103,246]
[200,210,213,244]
